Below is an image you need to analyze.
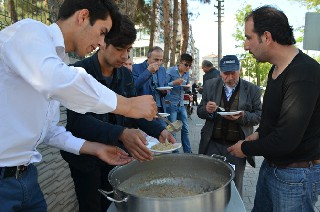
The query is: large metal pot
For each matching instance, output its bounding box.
[104,154,235,212]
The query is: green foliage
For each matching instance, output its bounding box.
[232,4,271,86]
[0,0,50,28]
[289,0,320,11]
[239,53,271,86]
[134,0,152,29]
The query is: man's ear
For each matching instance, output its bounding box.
[77,9,90,25]
[264,31,273,45]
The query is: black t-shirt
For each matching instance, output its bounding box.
[242,50,320,164]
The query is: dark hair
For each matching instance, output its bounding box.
[202,60,213,68]
[147,46,163,58]
[180,53,193,63]
[58,0,120,26]
[245,5,296,45]
[105,15,137,48]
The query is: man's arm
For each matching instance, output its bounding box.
[66,109,125,145]
[132,64,153,91]
[113,95,157,121]
[197,81,215,120]
[235,84,262,126]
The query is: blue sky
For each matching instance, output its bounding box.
[189,0,313,58]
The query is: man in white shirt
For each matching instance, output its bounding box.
[0,0,156,211]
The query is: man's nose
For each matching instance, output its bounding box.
[122,52,129,60]
[98,36,105,48]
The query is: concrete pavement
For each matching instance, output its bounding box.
[177,106,320,212]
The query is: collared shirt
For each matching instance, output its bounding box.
[223,80,239,101]
[224,84,236,101]
[0,19,117,166]
[166,65,190,105]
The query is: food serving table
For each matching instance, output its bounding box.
[107,181,246,212]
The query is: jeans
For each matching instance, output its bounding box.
[166,104,192,153]
[252,160,320,212]
[0,164,47,212]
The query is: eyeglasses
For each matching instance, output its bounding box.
[182,63,192,68]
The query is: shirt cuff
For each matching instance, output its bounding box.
[64,137,86,155]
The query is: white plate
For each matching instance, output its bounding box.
[146,136,182,153]
[217,111,242,116]
[157,113,170,117]
[156,86,173,91]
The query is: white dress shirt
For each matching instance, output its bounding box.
[0,19,118,166]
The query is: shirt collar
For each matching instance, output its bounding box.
[48,23,65,49]
[48,23,69,64]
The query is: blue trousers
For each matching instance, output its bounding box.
[252,160,320,212]
[0,164,47,211]
[166,104,192,153]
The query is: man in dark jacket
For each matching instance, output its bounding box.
[133,46,168,113]
[197,55,262,197]
[60,15,175,212]
[198,60,220,94]
[202,60,220,82]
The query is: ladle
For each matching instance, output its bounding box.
[156,113,182,132]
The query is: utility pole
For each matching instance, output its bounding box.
[214,0,224,68]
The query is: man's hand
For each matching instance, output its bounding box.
[80,141,133,165]
[206,101,218,113]
[227,140,247,158]
[158,129,176,143]
[246,132,259,141]
[119,129,154,162]
[173,78,184,85]
[147,62,160,74]
[114,95,157,121]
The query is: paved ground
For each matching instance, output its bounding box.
[178,106,320,212]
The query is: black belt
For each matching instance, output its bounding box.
[267,160,320,169]
[0,165,28,179]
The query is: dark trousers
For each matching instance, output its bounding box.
[192,93,198,105]
[205,140,246,197]
[69,164,114,212]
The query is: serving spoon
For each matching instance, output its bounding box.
[156,113,182,132]
[218,107,225,111]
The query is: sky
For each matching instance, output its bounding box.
[189,0,316,59]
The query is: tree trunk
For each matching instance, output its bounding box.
[47,0,64,23]
[149,0,158,50]
[169,0,179,67]
[180,0,189,54]
[162,0,171,68]
[114,0,139,20]
[9,0,17,23]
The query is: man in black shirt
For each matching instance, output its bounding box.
[60,15,175,212]
[228,5,320,211]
